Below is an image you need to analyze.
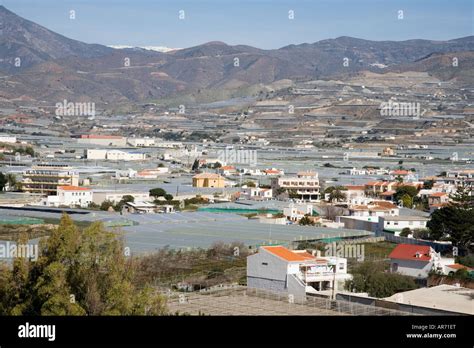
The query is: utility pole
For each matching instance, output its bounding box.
[331,262,336,300]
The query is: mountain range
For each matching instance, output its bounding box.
[1,5,473,106]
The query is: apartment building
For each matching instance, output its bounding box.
[21,164,79,195]
[271,171,320,201]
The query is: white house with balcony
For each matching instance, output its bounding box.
[271,171,320,201]
[283,203,313,222]
[247,246,351,300]
[240,186,273,201]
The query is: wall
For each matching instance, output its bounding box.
[391,258,433,278]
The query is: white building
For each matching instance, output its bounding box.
[283,203,313,222]
[0,135,17,144]
[379,216,429,234]
[240,186,273,201]
[41,186,92,208]
[247,246,351,300]
[127,137,155,147]
[92,190,150,205]
[389,244,457,279]
[271,171,320,201]
[86,149,146,161]
[348,201,399,218]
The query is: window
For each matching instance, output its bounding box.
[261,262,268,266]
[339,263,344,270]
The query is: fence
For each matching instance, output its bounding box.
[377,231,451,252]
[163,286,414,316]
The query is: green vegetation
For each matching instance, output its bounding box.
[427,186,474,253]
[135,242,249,289]
[0,143,35,157]
[394,185,418,204]
[149,187,167,198]
[0,224,53,241]
[298,215,315,226]
[399,228,411,237]
[345,261,417,298]
[0,214,166,315]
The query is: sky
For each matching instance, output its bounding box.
[2,0,473,49]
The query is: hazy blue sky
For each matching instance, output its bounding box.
[2,0,473,49]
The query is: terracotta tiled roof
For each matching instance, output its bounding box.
[446,263,473,271]
[389,244,431,262]
[193,173,223,179]
[80,135,123,139]
[429,192,447,197]
[57,186,90,191]
[345,185,365,190]
[262,246,316,262]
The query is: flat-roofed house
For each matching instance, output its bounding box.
[41,185,92,208]
[247,245,350,300]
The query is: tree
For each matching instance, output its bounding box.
[0,172,7,191]
[299,215,315,226]
[149,188,166,198]
[0,214,166,315]
[423,180,434,189]
[427,186,474,253]
[345,261,417,298]
[328,188,347,203]
[191,159,199,171]
[100,200,114,211]
[115,195,135,212]
[394,185,418,203]
[400,194,413,208]
[400,228,411,237]
[164,194,173,201]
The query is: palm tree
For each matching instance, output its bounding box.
[329,189,347,203]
